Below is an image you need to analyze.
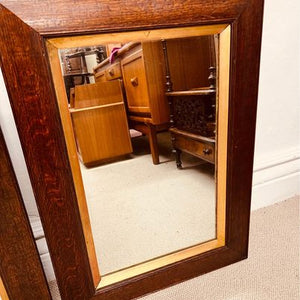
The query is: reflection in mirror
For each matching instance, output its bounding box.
[54,32,222,277]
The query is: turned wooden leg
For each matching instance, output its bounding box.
[175,149,182,169]
[170,133,182,169]
[147,124,159,165]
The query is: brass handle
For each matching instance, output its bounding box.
[130,77,138,87]
[203,148,212,155]
[108,69,114,76]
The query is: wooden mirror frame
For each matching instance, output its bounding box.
[0,1,264,299]
[0,128,51,300]
[46,23,230,291]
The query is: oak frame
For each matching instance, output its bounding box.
[0,1,264,299]
[0,128,51,300]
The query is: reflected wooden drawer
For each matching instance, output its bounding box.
[94,70,106,83]
[105,62,122,81]
[173,134,215,163]
[121,50,151,114]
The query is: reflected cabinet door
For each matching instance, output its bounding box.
[0,1,264,299]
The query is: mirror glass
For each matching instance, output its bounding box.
[48,27,228,280]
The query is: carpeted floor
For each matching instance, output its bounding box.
[49,195,299,300]
[80,132,216,274]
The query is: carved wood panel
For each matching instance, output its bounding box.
[172,95,216,137]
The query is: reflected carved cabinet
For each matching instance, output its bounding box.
[162,36,217,167]
[70,37,217,167]
[93,38,217,166]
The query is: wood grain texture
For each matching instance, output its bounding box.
[0,0,264,299]
[0,6,95,300]
[49,25,227,49]
[224,0,264,257]
[94,70,106,83]
[173,134,215,164]
[216,25,231,244]
[142,41,170,125]
[71,81,132,166]
[74,81,125,108]
[0,129,51,300]
[98,239,222,289]
[71,103,132,165]
[105,62,122,81]
[121,49,151,112]
[94,246,241,300]
[46,40,101,287]
[1,0,247,36]
[166,36,211,91]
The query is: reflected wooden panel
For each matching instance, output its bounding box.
[72,80,125,108]
[70,81,132,166]
[165,36,211,91]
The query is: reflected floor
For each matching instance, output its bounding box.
[80,132,216,275]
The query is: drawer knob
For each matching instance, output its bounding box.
[203,148,212,155]
[130,77,139,87]
[108,69,114,76]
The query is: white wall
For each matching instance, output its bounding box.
[0,0,299,283]
[251,0,300,209]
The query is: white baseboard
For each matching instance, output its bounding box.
[28,216,44,239]
[29,217,56,282]
[251,147,300,210]
[40,253,56,282]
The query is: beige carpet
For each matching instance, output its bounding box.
[49,196,299,300]
[80,132,216,274]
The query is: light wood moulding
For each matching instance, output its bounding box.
[47,40,101,287]
[48,25,228,49]
[216,25,230,243]
[0,277,9,300]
